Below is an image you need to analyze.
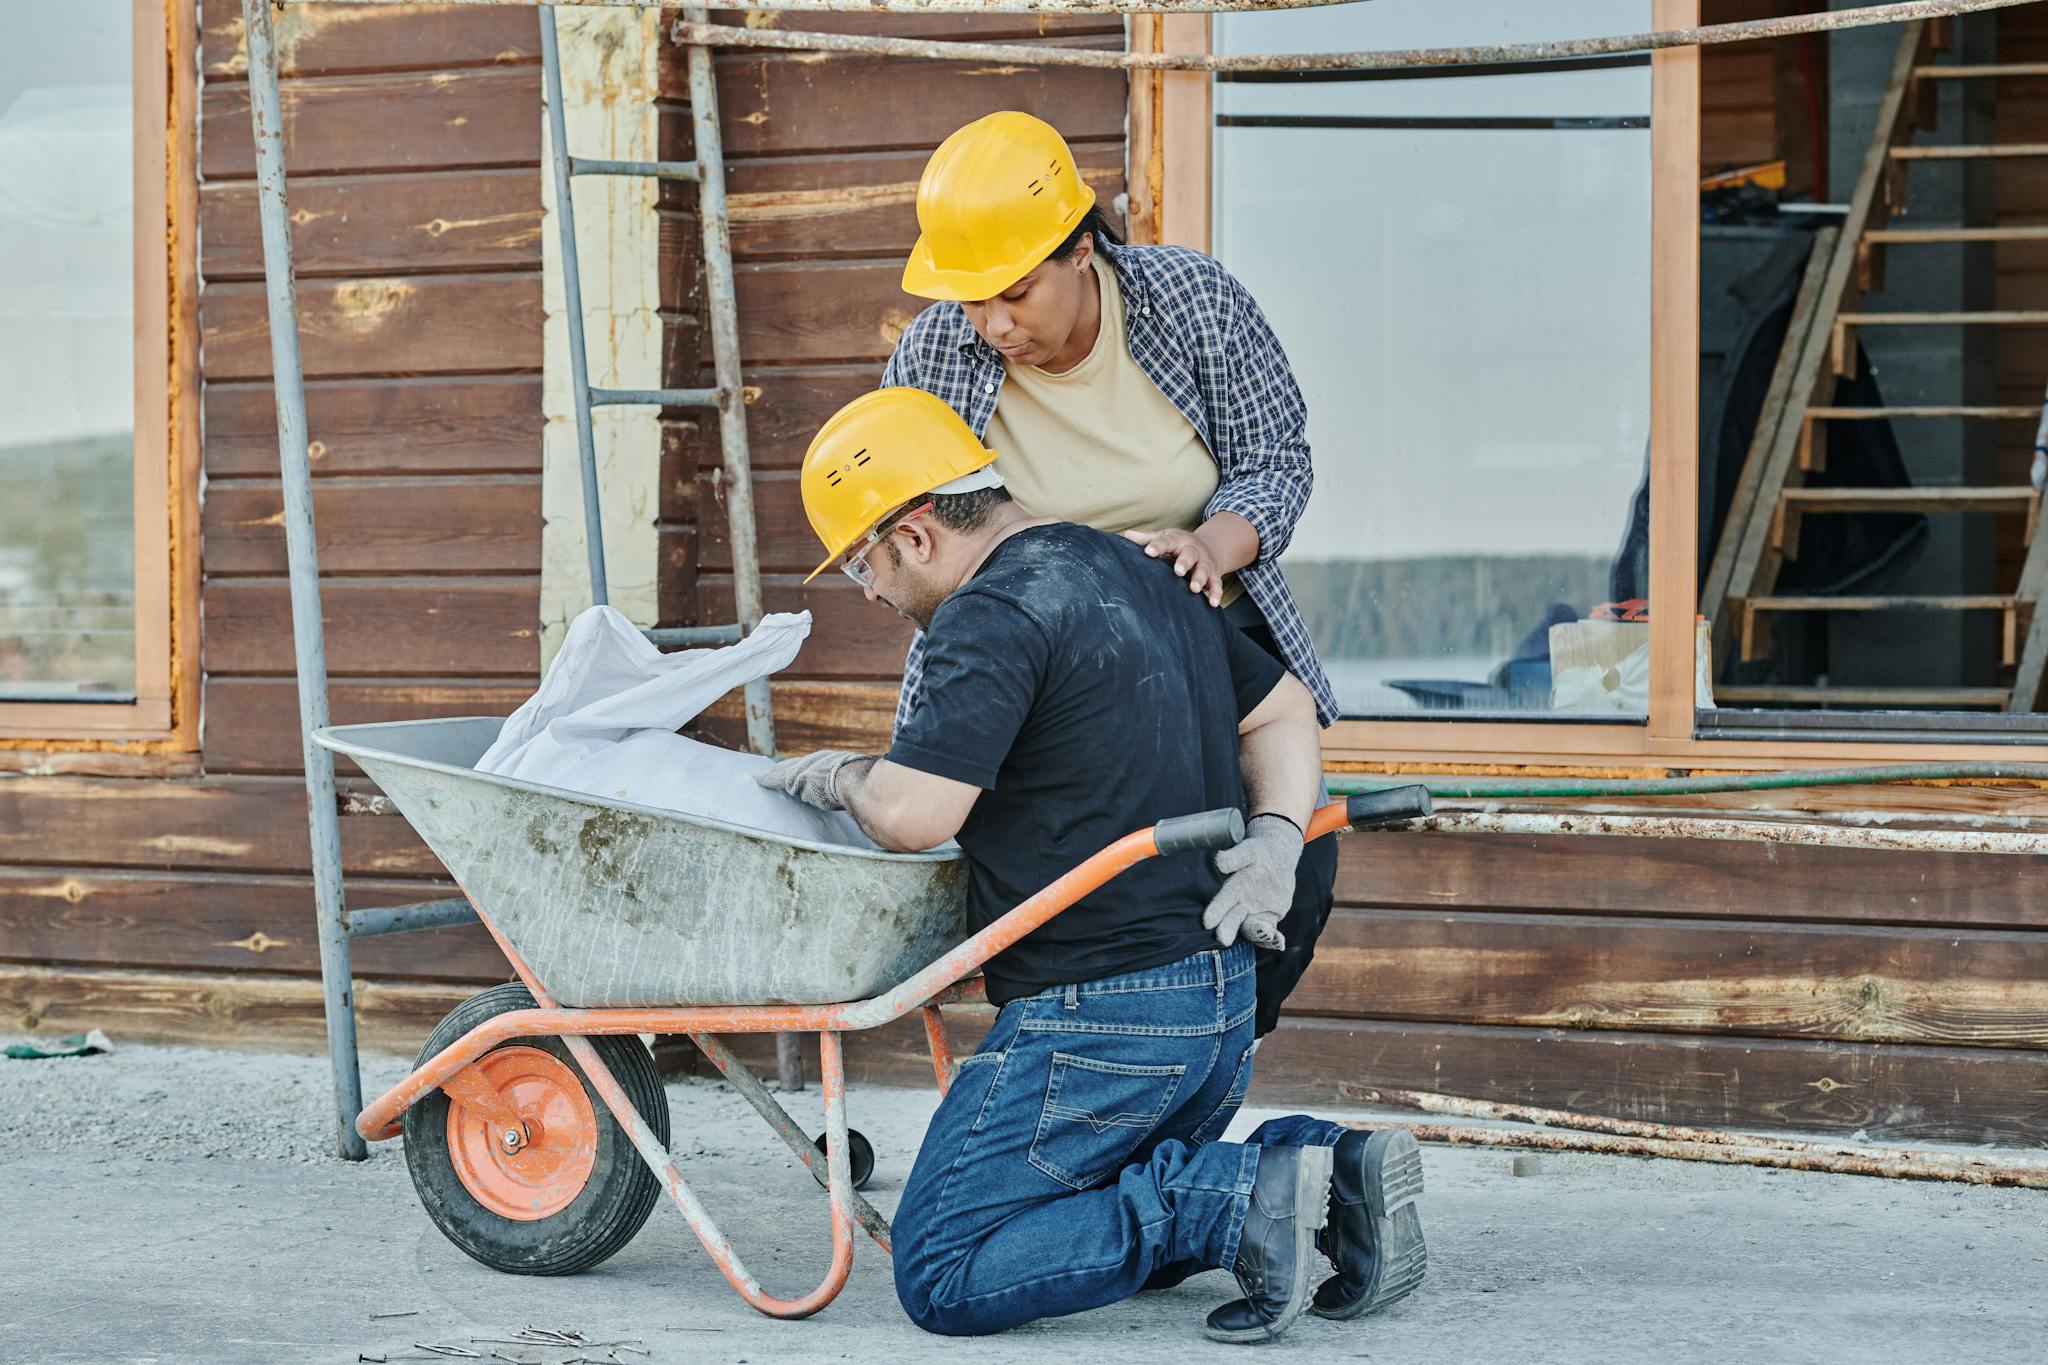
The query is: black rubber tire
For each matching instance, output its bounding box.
[401,983,670,1276]
[812,1126,877,1191]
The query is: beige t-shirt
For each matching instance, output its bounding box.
[985,255,1241,605]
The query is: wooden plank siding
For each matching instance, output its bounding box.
[665,1010,2048,1147]
[194,2,543,802]
[204,376,544,478]
[6,2,2048,1148]
[0,775,442,878]
[0,6,539,1024]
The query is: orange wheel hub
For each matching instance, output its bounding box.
[446,1045,598,1221]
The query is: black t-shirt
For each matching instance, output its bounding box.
[885,523,1286,1004]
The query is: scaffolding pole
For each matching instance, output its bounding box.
[240,0,366,1162]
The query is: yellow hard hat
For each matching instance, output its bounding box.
[902,112,1097,302]
[799,388,1004,582]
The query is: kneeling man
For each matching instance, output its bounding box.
[762,389,1424,1341]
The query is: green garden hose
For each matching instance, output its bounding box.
[1326,761,2048,802]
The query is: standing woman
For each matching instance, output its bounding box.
[884,112,1340,1038]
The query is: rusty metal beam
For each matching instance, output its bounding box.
[1349,809,2048,855]
[1366,1122,2048,1190]
[669,0,2046,73]
[1349,1088,2048,1174]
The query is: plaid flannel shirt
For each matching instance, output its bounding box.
[880,239,1340,729]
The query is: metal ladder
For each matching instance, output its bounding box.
[239,0,780,1160]
[540,5,776,749]
[540,2,802,1096]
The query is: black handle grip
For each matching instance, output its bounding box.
[1346,784,1434,829]
[1154,808,1247,855]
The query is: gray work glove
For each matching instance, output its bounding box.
[756,749,868,812]
[1202,814,1304,951]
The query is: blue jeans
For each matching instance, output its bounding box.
[1142,1110,1351,1293]
[893,944,1326,1336]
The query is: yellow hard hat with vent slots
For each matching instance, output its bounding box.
[800,388,1004,582]
[902,112,1097,302]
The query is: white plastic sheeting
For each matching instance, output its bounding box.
[477,606,871,847]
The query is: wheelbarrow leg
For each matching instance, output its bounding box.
[564,1030,857,1319]
[689,1031,893,1252]
[921,1004,957,1096]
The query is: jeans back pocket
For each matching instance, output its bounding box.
[1027,1052,1187,1191]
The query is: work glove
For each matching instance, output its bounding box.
[756,749,868,812]
[1202,814,1303,951]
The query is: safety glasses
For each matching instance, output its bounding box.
[840,501,933,588]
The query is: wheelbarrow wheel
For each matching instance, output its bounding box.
[811,1127,876,1191]
[402,983,669,1276]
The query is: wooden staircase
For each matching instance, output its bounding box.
[1701,19,2048,713]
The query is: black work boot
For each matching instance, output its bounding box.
[1201,1143,1335,1344]
[1312,1128,1427,1319]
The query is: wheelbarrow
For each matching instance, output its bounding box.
[318,715,1431,1319]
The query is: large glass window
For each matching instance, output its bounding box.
[1213,0,1654,720]
[1694,10,2048,736]
[0,2,135,702]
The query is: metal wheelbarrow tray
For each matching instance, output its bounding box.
[317,715,1429,1320]
[318,717,968,1008]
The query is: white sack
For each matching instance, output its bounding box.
[1550,640,1651,715]
[477,606,870,847]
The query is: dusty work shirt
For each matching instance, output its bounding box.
[983,257,1242,607]
[885,523,1285,1005]
[883,239,1337,730]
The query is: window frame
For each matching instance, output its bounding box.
[0,0,200,752]
[1150,0,2040,771]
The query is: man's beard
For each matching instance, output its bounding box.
[880,588,937,632]
[878,548,944,630]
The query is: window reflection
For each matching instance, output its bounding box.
[1214,0,1654,718]
[0,1,135,702]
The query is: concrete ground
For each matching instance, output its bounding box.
[4,1038,2045,1365]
